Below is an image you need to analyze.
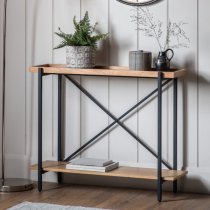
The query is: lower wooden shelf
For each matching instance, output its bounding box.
[30,161,187,182]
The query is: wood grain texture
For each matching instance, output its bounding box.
[30,161,187,181]
[29,65,186,79]
[2,183,210,210]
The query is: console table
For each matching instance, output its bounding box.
[29,64,187,202]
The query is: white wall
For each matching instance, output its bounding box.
[0,0,210,193]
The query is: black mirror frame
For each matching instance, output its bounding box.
[116,0,161,6]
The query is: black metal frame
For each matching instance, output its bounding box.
[57,74,62,183]
[38,69,43,192]
[173,78,178,193]
[37,69,179,202]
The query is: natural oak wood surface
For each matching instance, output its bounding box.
[30,161,187,182]
[1,182,210,210]
[29,64,186,79]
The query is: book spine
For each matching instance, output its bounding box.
[66,165,105,170]
[105,162,119,172]
[66,166,105,172]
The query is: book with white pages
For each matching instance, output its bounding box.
[66,162,119,172]
[68,158,113,167]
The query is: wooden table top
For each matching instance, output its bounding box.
[29,64,186,79]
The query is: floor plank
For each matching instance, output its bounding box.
[1,182,210,210]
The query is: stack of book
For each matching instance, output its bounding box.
[66,158,119,172]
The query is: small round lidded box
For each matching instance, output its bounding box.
[129,50,152,71]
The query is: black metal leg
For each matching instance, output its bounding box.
[64,75,172,170]
[58,75,62,183]
[173,78,178,193]
[38,68,43,192]
[157,72,163,202]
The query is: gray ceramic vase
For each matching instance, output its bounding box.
[66,46,96,68]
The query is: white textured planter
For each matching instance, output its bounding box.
[66,46,96,68]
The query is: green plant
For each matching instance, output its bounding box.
[54,11,108,50]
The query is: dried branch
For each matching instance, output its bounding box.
[131,7,190,51]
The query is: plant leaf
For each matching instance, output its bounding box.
[54,11,108,49]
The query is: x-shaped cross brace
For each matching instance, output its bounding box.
[64,75,172,170]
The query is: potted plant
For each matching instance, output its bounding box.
[54,11,108,68]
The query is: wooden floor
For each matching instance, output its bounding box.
[1,183,210,210]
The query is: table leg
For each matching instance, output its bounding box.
[157,72,163,202]
[173,78,178,193]
[58,75,62,183]
[38,68,43,192]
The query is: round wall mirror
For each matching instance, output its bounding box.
[116,0,161,6]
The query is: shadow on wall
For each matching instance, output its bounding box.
[180,55,210,170]
[94,28,109,66]
[182,55,197,169]
[171,54,197,170]
[170,54,210,194]
[175,55,210,194]
[96,38,108,66]
[181,176,210,194]
[181,58,210,194]
[109,26,120,65]
[109,26,132,66]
